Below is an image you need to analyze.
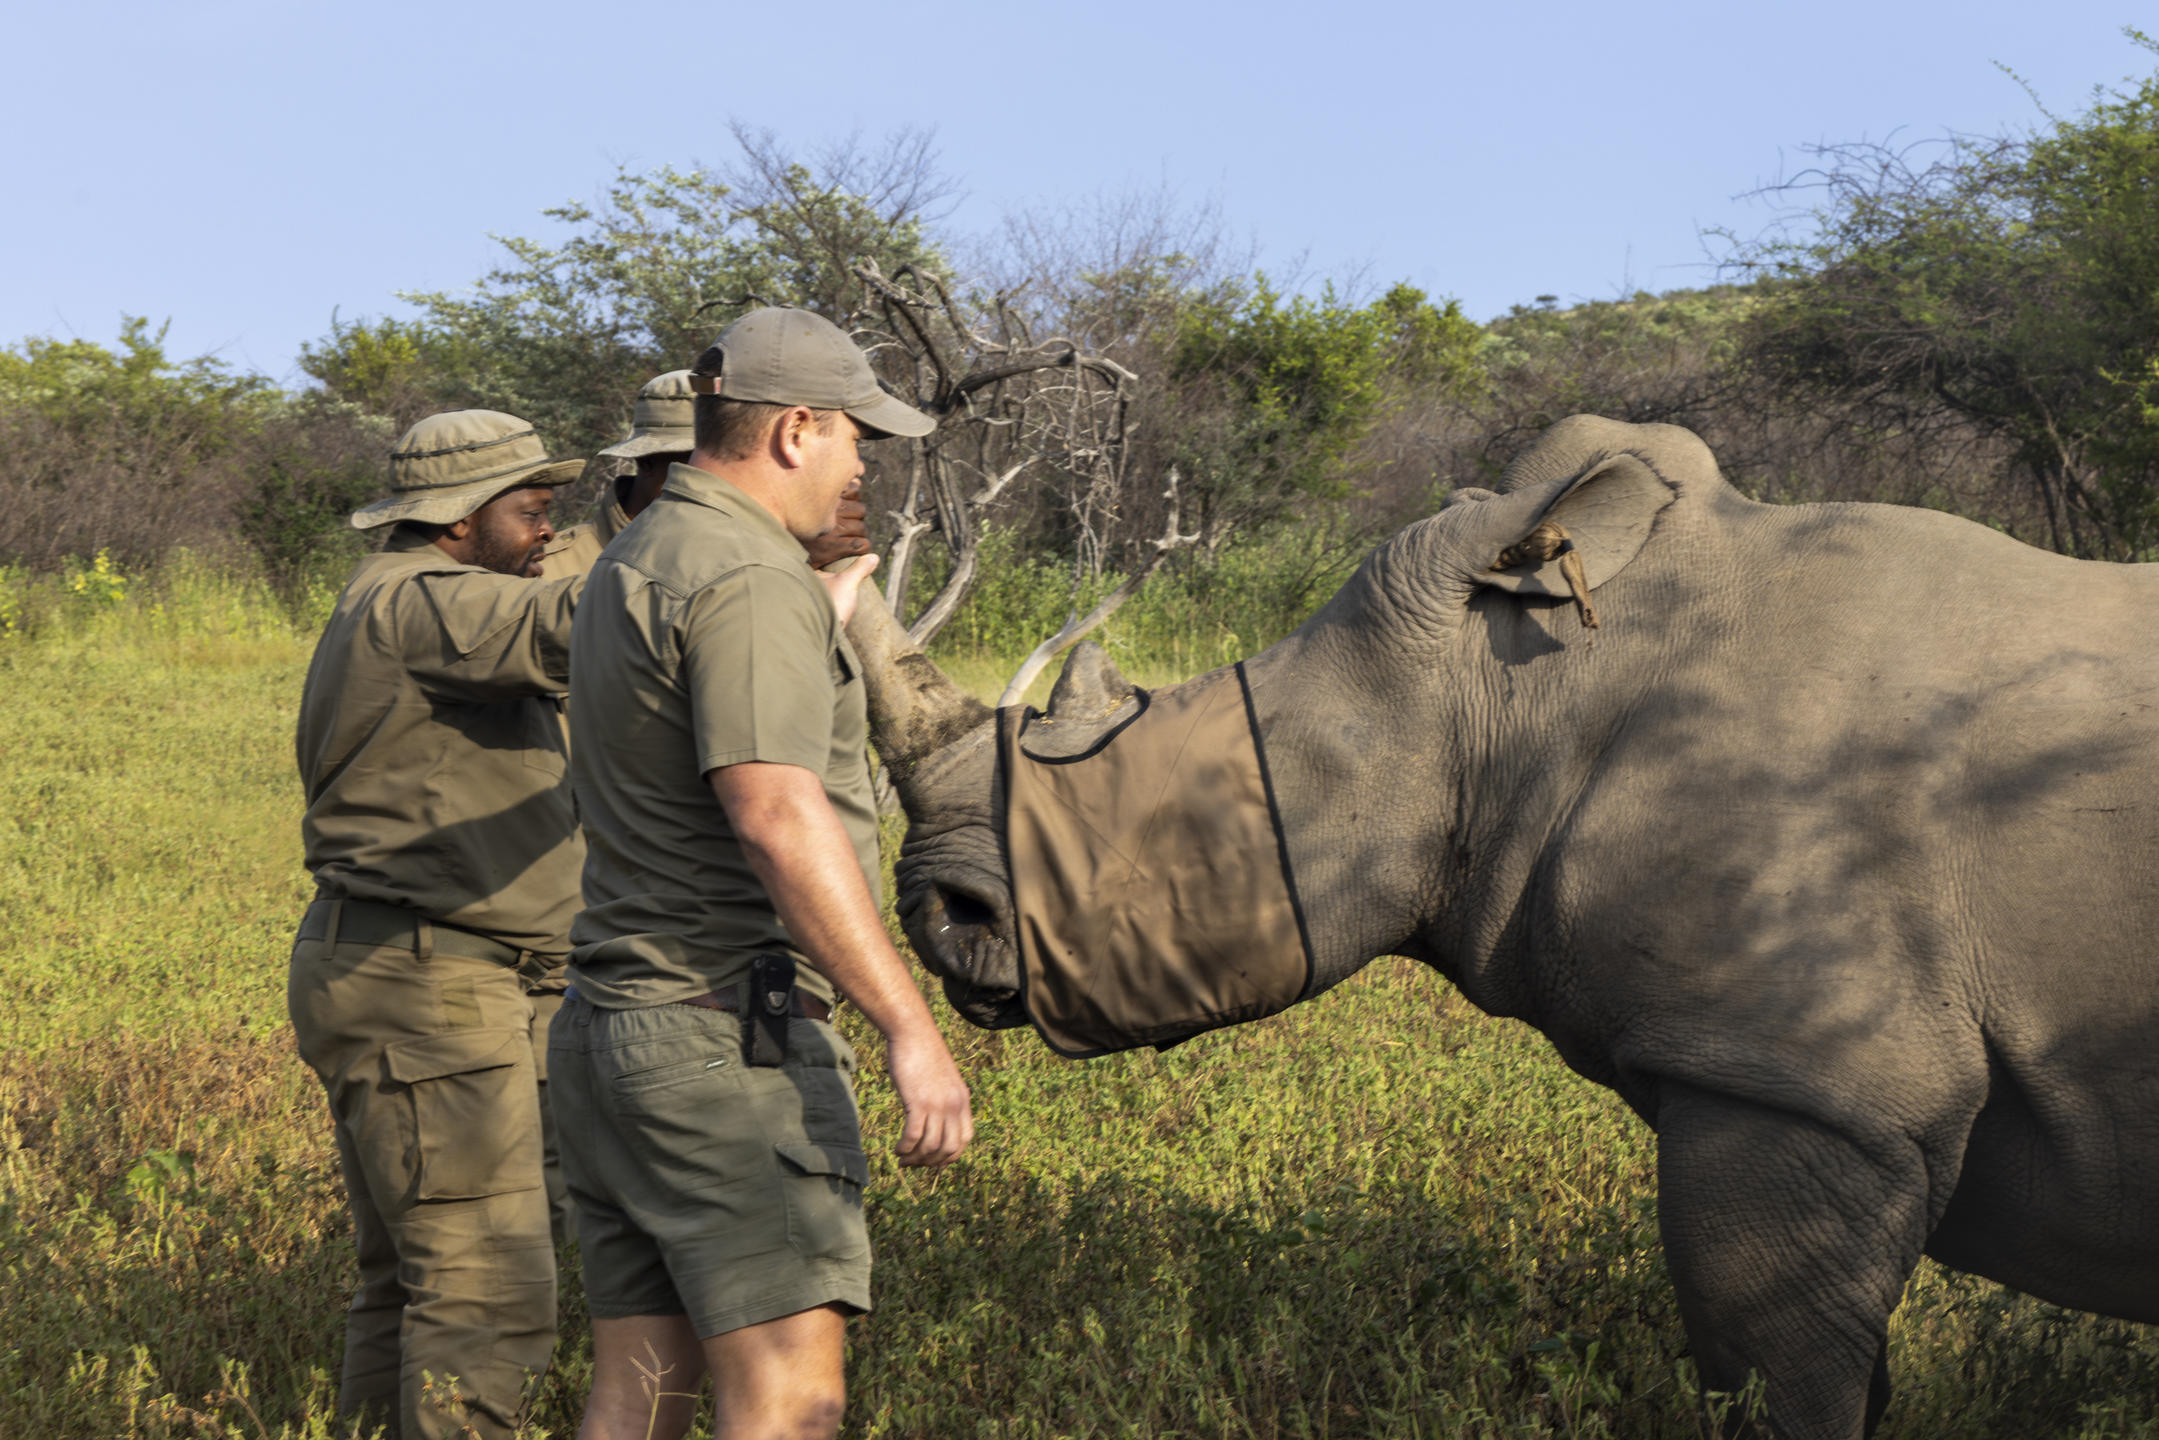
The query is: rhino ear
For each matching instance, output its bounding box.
[1473,450,1675,601]
[1045,641,1137,721]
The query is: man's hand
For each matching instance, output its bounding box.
[805,481,871,570]
[815,553,879,627]
[886,1022,974,1168]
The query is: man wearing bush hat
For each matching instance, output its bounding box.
[522,370,694,1244]
[288,408,586,1440]
[538,369,693,577]
[553,307,972,1440]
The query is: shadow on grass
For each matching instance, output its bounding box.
[3,1023,2153,1439]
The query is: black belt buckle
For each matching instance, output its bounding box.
[745,954,794,1068]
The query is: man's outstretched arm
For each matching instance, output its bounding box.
[710,761,974,1168]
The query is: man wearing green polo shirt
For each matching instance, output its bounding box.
[554,309,974,1440]
[527,370,869,1241]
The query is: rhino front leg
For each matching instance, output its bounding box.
[1654,1081,1933,1440]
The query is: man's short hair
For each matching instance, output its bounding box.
[693,396,841,461]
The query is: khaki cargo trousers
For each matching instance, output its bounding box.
[288,898,556,1440]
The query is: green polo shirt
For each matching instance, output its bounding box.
[566,462,879,1008]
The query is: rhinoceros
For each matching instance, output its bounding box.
[846,415,2159,1438]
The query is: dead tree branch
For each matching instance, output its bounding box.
[851,259,1142,650]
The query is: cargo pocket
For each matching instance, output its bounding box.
[775,1140,869,1262]
[383,1027,536,1202]
[615,1052,773,1197]
[772,1025,868,1262]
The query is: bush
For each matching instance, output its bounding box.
[236,402,393,595]
[1723,29,2159,558]
[0,322,394,594]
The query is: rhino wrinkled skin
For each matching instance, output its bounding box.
[848,416,2159,1439]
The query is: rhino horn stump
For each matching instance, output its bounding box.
[844,576,992,785]
[1046,642,1137,722]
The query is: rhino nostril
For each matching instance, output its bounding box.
[937,886,997,929]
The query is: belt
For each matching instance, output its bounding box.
[299,897,531,968]
[674,988,832,1024]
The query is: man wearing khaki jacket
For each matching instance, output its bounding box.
[288,409,587,1440]
[542,369,694,575]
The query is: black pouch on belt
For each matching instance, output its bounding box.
[745,954,794,1068]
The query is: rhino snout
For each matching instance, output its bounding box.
[942,975,1031,1030]
[902,878,1028,1030]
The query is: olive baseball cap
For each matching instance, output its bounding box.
[597,370,697,460]
[351,410,585,530]
[688,307,934,439]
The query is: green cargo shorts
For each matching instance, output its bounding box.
[547,991,872,1337]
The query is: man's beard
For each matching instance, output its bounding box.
[469,523,541,576]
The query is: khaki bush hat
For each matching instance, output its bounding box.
[352,410,585,530]
[598,369,698,460]
[688,307,934,439]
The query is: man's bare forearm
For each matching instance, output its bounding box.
[709,763,939,1041]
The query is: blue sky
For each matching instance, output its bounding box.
[2,2,2147,382]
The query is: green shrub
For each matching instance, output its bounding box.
[235,403,390,599]
[0,322,391,591]
[930,523,1367,688]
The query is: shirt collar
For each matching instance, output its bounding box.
[661,462,802,554]
[375,526,492,573]
[595,477,635,544]
[381,526,445,555]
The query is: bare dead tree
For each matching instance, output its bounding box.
[849,259,1140,651]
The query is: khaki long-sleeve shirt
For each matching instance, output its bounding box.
[297,529,586,956]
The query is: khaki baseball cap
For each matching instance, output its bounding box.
[688,307,934,439]
[351,410,584,530]
[597,369,697,460]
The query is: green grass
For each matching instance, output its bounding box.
[1,564,2154,1438]
[918,523,1365,699]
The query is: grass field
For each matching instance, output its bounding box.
[2,564,2155,1438]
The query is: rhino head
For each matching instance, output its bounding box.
[845,585,1148,1028]
[850,415,1687,1029]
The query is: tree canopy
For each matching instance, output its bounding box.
[302,129,950,456]
[296,133,1497,653]
[1730,28,2159,558]
[1166,278,1484,547]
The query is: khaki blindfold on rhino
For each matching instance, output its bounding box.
[998,663,1315,1057]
